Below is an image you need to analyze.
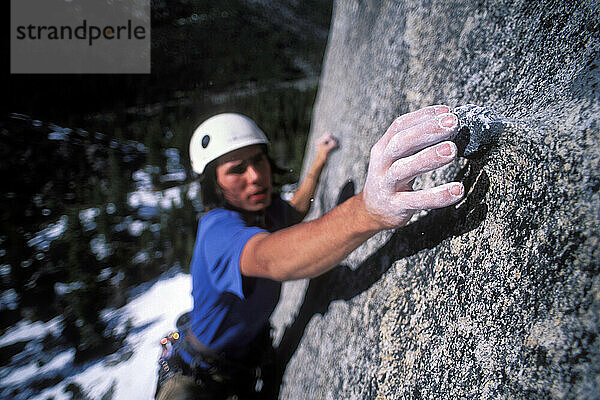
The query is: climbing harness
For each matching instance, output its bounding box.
[154,314,277,399]
[156,331,187,392]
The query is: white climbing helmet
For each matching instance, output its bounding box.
[189,113,269,174]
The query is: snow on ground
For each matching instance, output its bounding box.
[109,273,192,399]
[0,272,192,400]
[0,317,63,347]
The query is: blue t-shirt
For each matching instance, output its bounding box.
[187,197,299,360]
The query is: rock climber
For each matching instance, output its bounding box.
[155,105,464,399]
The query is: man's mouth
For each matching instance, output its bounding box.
[249,189,268,201]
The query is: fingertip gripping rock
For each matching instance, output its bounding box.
[452,104,506,158]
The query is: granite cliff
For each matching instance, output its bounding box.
[272,0,600,398]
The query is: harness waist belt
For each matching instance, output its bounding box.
[185,327,219,360]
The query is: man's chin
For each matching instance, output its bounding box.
[251,196,271,211]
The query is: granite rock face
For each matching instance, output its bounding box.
[271,0,600,399]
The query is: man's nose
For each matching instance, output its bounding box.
[246,164,260,182]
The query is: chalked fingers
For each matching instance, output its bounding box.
[386,141,457,186]
[317,132,338,152]
[393,182,464,210]
[382,113,458,165]
[375,105,451,154]
[363,106,461,229]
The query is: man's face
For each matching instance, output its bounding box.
[216,145,272,212]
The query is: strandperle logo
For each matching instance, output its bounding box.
[11,0,150,74]
[15,19,147,47]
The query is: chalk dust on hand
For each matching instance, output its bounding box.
[363,107,465,229]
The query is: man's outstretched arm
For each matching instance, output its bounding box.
[241,105,464,281]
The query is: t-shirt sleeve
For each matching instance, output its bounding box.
[198,210,266,299]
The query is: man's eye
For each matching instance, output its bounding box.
[230,165,246,174]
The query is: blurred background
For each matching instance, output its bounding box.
[1,1,333,397]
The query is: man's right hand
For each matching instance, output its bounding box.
[362,105,465,229]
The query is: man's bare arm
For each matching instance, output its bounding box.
[241,105,464,281]
[289,133,338,218]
